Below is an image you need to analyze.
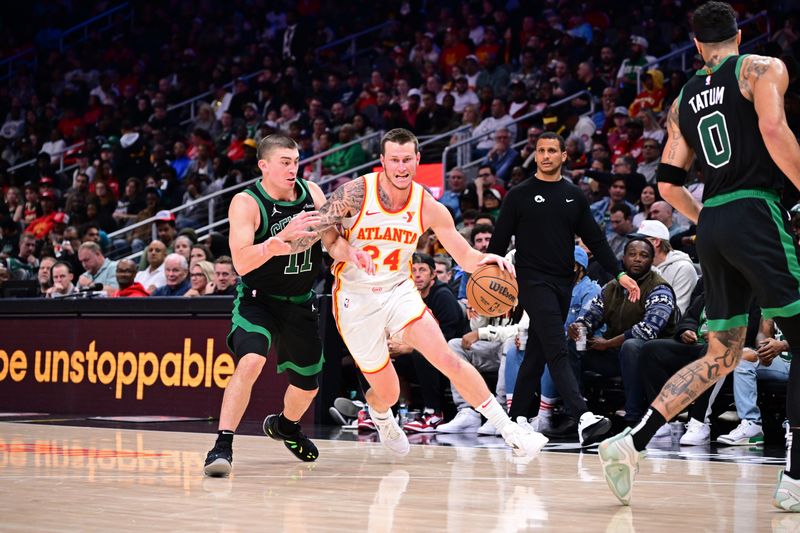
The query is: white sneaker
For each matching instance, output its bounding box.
[527,415,553,433]
[773,471,800,512]
[436,409,481,434]
[500,420,548,459]
[679,418,710,446]
[579,412,612,447]
[598,428,643,506]
[717,419,764,446]
[477,419,499,436]
[369,406,410,457]
[653,423,672,439]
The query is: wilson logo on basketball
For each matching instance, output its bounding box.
[488,281,514,302]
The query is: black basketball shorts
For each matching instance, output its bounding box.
[227,284,324,387]
[696,189,800,331]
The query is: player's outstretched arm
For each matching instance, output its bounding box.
[285,176,366,254]
[424,191,515,275]
[657,99,703,224]
[745,55,800,192]
[307,180,375,274]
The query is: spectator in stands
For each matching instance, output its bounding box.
[113,177,145,228]
[616,35,656,104]
[322,124,367,176]
[630,220,698,316]
[718,317,791,446]
[136,237,167,289]
[36,256,56,295]
[46,261,78,298]
[628,69,666,116]
[151,253,190,296]
[65,172,91,223]
[482,189,502,220]
[472,98,516,157]
[633,184,660,227]
[173,235,193,263]
[77,242,118,293]
[185,260,215,297]
[25,190,58,240]
[440,167,467,223]
[4,187,23,225]
[569,238,677,423]
[113,259,149,297]
[8,233,38,280]
[513,127,542,174]
[607,204,634,261]
[171,141,191,181]
[473,165,506,211]
[400,253,467,432]
[0,218,21,260]
[450,76,479,114]
[190,243,214,266]
[483,127,518,185]
[590,176,635,235]
[640,109,665,145]
[208,256,237,296]
[638,139,661,184]
[649,200,685,238]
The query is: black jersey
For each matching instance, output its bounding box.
[240,178,322,296]
[678,55,786,200]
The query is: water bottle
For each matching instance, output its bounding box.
[398,402,408,425]
[576,325,588,351]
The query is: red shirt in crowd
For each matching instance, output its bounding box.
[114,283,150,297]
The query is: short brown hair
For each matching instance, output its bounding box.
[381,128,419,155]
[257,133,298,161]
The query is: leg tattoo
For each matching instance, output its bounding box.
[652,327,745,420]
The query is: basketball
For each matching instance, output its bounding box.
[466,264,518,317]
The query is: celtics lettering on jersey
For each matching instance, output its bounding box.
[241,179,322,296]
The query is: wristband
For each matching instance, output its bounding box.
[616,271,626,281]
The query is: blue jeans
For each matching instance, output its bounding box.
[733,356,791,422]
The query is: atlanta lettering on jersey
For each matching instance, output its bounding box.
[356,226,420,244]
[687,86,725,113]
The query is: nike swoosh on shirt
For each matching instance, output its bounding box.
[365,210,381,216]
[566,199,575,203]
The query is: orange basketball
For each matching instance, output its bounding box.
[466,264,518,317]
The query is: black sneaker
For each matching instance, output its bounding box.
[263,414,319,462]
[204,442,232,477]
[578,412,612,447]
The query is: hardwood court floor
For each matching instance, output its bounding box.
[0,421,797,532]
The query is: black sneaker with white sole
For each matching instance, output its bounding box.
[204,443,233,477]
[578,412,612,447]
[264,414,319,462]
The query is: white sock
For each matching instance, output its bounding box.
[370,406,392,422]
[475,395,511,433]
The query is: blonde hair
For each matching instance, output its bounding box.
[192,260,214,284]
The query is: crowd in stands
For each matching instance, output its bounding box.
[0,1,797,442]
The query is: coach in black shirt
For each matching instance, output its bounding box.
[488,132,641,446]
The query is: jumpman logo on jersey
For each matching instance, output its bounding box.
[272,206,281,216]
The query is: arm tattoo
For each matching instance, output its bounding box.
[286,177,366,253]
[653,328,745,419]
[738,56,771,100]
[665,100,682,163]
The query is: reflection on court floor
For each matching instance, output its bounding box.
[0,421,796,531]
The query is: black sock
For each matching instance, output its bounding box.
[630,408,666,451]
[277,413,300,436]
[216,430,234,446]
[788,428,799,479]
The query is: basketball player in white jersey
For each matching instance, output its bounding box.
[286,128,548,459]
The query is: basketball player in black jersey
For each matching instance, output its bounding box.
[599,2,800,511]
[204,134,373,476]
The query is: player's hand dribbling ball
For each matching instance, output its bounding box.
[466,264,518,317]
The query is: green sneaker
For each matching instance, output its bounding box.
[598,428,644,506]
[773,471,800,512]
